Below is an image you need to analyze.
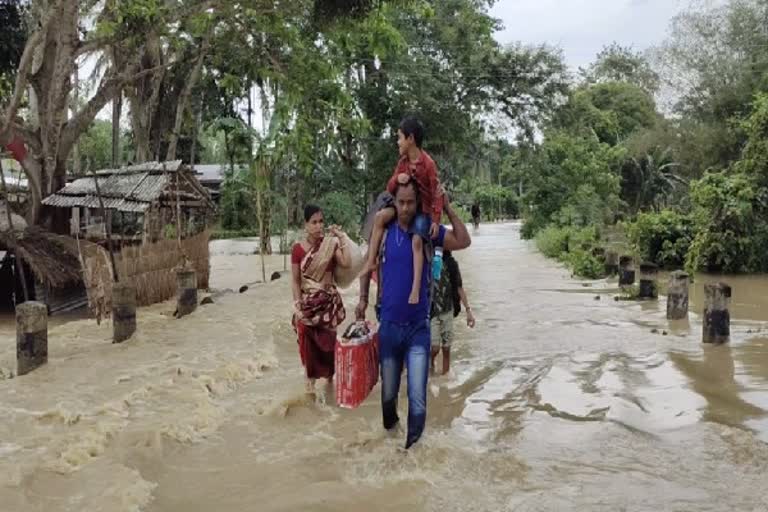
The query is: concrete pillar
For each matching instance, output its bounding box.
[666,271,689,320]
[112,283,136,343]
[703,282,731,344]
[618,255,635,287]
[16,301,48,376]
[638,262,658,299]
[604,251,619,276]
[176,269,198,318]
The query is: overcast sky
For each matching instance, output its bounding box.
[489,0,694,71]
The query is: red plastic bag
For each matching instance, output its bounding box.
[335,321,379,409]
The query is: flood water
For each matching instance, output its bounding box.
[1,222,767,511]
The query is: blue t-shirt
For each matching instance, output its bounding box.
[379,223,447,324]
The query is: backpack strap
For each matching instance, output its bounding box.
[375,226,388,314]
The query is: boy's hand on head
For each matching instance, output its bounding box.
[429,222,439,239]
[396,172,410,184]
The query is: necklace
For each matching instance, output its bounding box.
[395,225,405,247]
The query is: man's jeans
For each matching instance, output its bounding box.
[378,318,430,449]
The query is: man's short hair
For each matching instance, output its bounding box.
[393,175,419,200]
[399,117,425,148]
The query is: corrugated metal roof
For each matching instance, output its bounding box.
[129,173,169,201]
[100,172,148,197]
[45,160,213,213]
[41,194,149,212]
[59,176,105,195]
[55,172,169,201]
[93,160,183,175]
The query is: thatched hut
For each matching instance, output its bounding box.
[42,160,216,244]
[2,162,216,317]
[0,226,88,314]
[38,161,216,315]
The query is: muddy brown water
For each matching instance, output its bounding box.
[1,223,767,511]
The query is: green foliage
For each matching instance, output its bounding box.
[582,43,660,94]
[71,120,133,172]
[620,146,687,214]
[163,223,177,240]
[556,82,658,146]
[522,132,623,238]
[319,191,361,238]
[535,226,570,259]
[564,250,604,280]
[0,0,26,105]
[535,225,602,278]
[686,172,768,273]
[473,184,518,220]
[218,165,256,231]
[626,210,694,269]
[685,93,768,273]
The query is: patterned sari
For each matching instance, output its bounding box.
[294,237,346,379]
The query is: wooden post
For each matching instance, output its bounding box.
[90,166,119,282]
[638,262,658,299]
[176,268,197,318]
[604,250,619,276]
[703,283,731,344]
[666,271,689,320]
[618,255,635,287]
[16,301,48,375]
[112,282,136,343]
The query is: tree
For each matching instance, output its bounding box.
[582,42,660,94]
[620,146,687,214]
[0,0,27,103]
[521,131,624,238]
[652,0,768,173]
[554,81,659,146]
[0,0,212,226]
[686,93,768,273]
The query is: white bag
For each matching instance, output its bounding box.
[333,236,364,289]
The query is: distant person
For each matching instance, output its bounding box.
[291,204,352,397]
[356,177,471,449]
[362,117,444,305]
[430,250,475,375]
[471,203,480,228]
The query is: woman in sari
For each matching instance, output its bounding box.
[291,204,352,395]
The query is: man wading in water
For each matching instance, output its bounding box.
[356,176,471,449]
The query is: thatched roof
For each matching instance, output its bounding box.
[42,160,215,213]
[0,228,83,288]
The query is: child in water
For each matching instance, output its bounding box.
[362,117,444,304]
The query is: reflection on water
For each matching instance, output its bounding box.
[0,224,767,511]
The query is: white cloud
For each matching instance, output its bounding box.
[489,0,692,69]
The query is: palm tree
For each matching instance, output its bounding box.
[624,147,688,213]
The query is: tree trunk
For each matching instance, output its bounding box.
[256,186,267,282]
[112,93,122,167]
[72,62,81,175]
[166,32,211,161]
[127,33,165,162]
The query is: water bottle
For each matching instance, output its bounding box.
[432,246,443,280]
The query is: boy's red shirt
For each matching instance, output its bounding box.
[386,150,443,224]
